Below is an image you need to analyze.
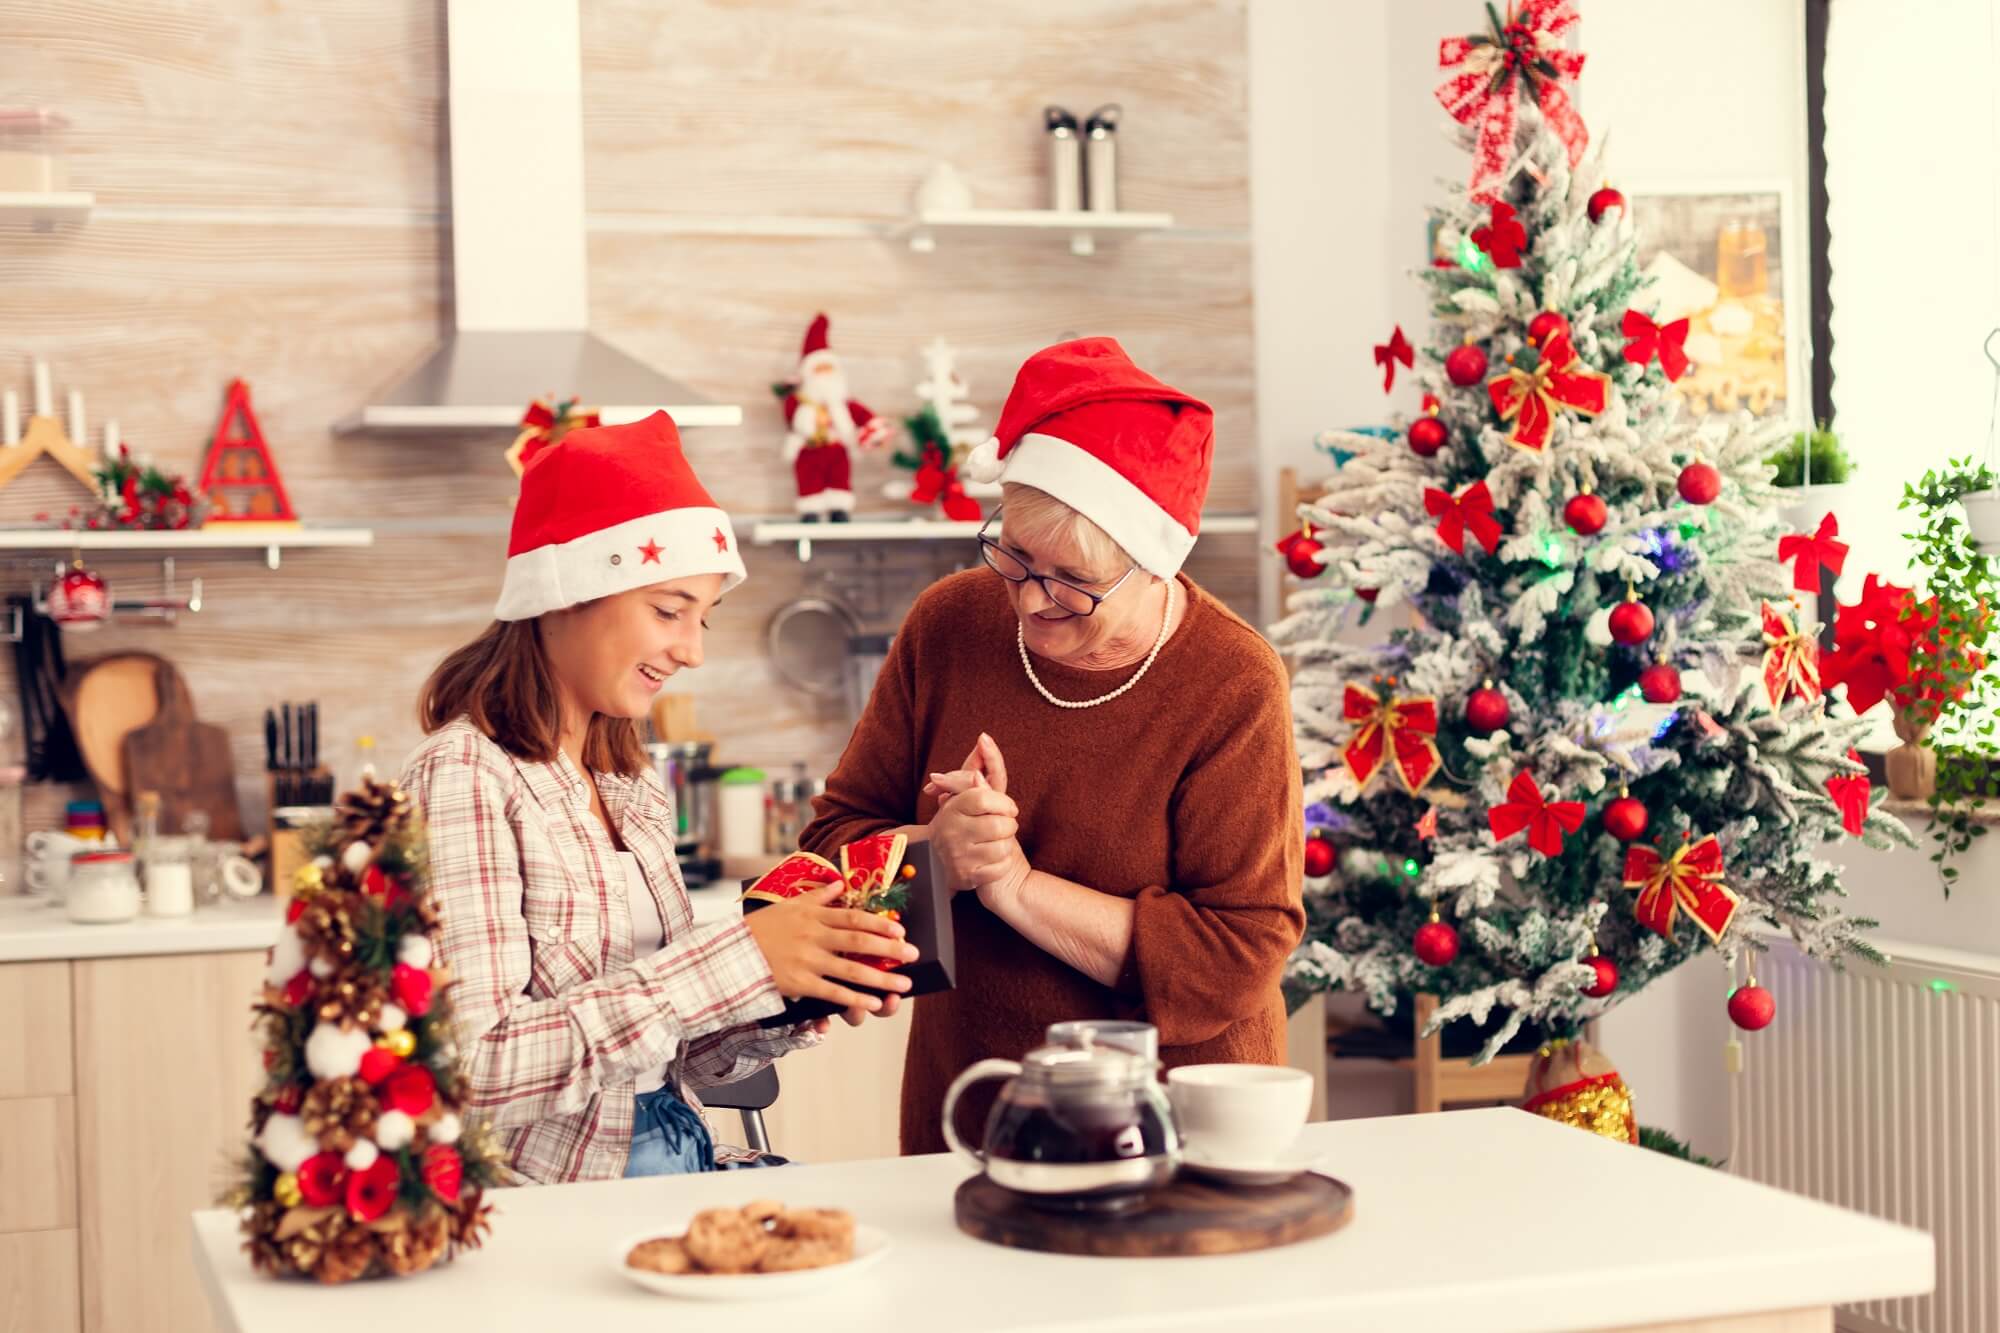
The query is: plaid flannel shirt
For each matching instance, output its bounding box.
[402,718,813,1184]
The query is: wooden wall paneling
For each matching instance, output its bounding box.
[0,1229,80,1333]
[0,961,74,1098]
[0,1095,77,1233]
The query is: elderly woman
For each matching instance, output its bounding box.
[799,337,1305,1154]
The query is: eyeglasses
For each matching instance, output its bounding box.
[976,510,1136,617]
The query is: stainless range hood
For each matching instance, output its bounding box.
[336,0,740,435]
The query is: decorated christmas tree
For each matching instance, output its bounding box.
[228,778,500,1283]
[1274,2,1914,1086]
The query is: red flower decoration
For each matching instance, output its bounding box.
[1777,513,1850,596]
[422,1144,464,1202]
[272,1083,304,1115]
[285,898,306,924]
[1374,325,1415,392]
[1620,309,1691,381]
[281,970,313,1008]
[384,1063,436,1117]
[345,1156,401,1223]
[1424,480,1504,556]
[297,1151,347,1208]
[358,1045,404,1087]
[392,962,433,1017]
[1470,202,1528,268]
[1825,749,1871,838]
[364,865,409,909]
[1488,772,1586,857]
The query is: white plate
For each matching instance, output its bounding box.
[614,1222,892,1301]
[1181,1148,1325,1187]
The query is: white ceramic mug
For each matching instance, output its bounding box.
[26,829,96,862]
[1165,1064,1312,1167]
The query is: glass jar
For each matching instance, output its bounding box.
[66,850,140,924]
[766,763,815,855]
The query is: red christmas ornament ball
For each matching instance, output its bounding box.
[1563,492,1607,536]
[1465,685,1510,734]
[1587,186,1626,223]
[1284,534,1326,579]
[1303,835,1336,878]
[1414,919,1461,967]
[1677,461,1722,505]
[1609,600,1656,645]
[1357,587,1380,604]
[1728,983,1777,1031]
[1603,796,1650,843]
[1408,415,1449,457]
[1444,343,1489,387]
[1526,311,1571,348]
[1582,955,1620,998]
[1639,662,1682,704]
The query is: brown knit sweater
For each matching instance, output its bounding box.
[800,568,1305,1155]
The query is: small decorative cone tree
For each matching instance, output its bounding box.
[227,778,500,1283]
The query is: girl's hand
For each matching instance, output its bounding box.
[744,884,918,1011]
[811,991,905,1033]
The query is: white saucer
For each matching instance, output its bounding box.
[615,1222,892,1301]
[1180,1147,1324,1187]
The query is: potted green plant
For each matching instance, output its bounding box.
[1766,422,1856,530]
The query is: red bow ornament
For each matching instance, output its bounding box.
[1620,309,1691,382]
[1777,512,1850,595]
[1625,834,1739,943]
[1341,683,1443,796]
[1436,0,1589,203]
[508,396,601,477]
[1760,600,1823,709]
[1486,331,1611,451]
[1424,480,1504,556]
[1375,326,1414,392]
[1470,202,1528,270]
[910,448,982,520]
[1487,771,1585,857]
[1825,748,1871,838]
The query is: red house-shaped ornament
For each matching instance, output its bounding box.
[197,380,297,527]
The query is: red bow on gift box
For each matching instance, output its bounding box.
[1341,683,1442,796]
[1620,309,1691,382]
[1375,326,1414,392]
[1487,331,1610,452]
[1625,834,1738,943]
[1487,771,1585,857]
[1825,748,1871,838]
[1778,513,1850,596]
[1424,480,1504,556]
[1436,0,1588,203]
[1470,202,1528,270]
[1761,600,1823,709]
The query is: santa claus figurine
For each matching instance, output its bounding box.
[780,313,890,521]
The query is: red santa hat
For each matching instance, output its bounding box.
[963,338,1213,578]
[799,312,835,372]
[494,410,746,622]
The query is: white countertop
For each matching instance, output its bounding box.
[189,1107,1932,1333]
[0,893,282,963]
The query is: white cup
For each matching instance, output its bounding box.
[146,861,194,917]
[1166,1064,1313,1167]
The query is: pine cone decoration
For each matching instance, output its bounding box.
[295,897,359,969]
[301,1077,378,1153]
[241,1202,287,1276]
[450,1194,494,1250]
[379,1208,452,1275]
[311,1220,376,1285]
[319,964,393,1030]
[336,778,416,847]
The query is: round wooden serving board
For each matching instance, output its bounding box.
[954,1170,1354,1258]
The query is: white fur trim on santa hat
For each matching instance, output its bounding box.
[993,432,1198,579]
[495,506,746,622]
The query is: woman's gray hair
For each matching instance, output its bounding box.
[999,483,1132,577]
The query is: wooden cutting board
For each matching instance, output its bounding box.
[61,653,191,843]
[120,661,243,842]
[954,1170,1354,1258]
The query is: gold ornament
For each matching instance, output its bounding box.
[1519,1036,1637,1144]
[292,862,325,895]
[379,1029,416,1059]
[273,1172,302,1207]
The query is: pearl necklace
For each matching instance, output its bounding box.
[1017,580,1176,710]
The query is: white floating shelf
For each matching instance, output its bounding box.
[0,525,374,570]
[900,209,1174,257]
[0,191,95,226]
[752,513,1253,560]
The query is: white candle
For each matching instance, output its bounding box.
[67,390,84,445]
[103,419,118,454]
[1,391,17,445]
[32,361,51,418]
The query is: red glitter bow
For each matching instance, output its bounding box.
[1436,0,1588,203]
[1825,748,1871,838]
[1625,834,1738,943]
[1761,600,1823,709]
[1620,309,1691,382]
[1777,512,1849,596]
[1375,326,1415,392]
[1424,480,1503,556]
[1341,683,1442,796]
[1470,202,1528,269]
[1486,331,1611,451]
[1487,771,1585,857]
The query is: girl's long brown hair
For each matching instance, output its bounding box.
[418,619,647,775]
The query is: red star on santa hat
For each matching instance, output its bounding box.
[712,528,729,553]
[637,539,662,564]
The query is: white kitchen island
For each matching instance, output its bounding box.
[190,1105,1932,1333]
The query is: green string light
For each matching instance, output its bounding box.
[1454,234,1491,273]
[1537,530,1566,568]
[1401,858,1422,878]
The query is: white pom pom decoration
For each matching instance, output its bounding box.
[344,1139,380,1171]
[377,1003,407,1035]
[304,1023,372,1080]
[308,956,335,980]
[254,1113,316,1172]
[266,927,305,985]
[397,935,433,969]
[374,1110,415,1150]
[428,1112,462,1145]
[313,854,334,870]
[341,841,374,874]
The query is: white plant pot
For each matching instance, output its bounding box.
[1963,488,2000,552]
[1774,482,1854,533]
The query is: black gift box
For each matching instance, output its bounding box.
[741,838,958,1025]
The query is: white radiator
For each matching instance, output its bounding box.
[1734,935,1993,1332]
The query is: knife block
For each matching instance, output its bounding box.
[268,771,333,902]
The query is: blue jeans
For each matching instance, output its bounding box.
[623,1086,788,1177]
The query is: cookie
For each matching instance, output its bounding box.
[626,1237,693,1275]
[740,1199,785,1226]
[684,1207,769,1274]
[757,1237,848,1273]
[775,1207,855,1250]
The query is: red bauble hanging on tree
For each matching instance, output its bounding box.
[1414,915,1460,966]
[1445,343,1489,387]
[1303,833,1335,879]
[1408,415,1449,457]
[1587,186,1626,223]
[1526,311,1571,349]
[1582,954,1619,998]
[1603,795,1649,843]
[1677,461,1722,506]
[1609,598,1655,645]
[1284,534,1325,579]
[1563,492,1607,536]
[1639,662,1682,703]
[1465,682,1510,734]
[1728,982,1776,1031]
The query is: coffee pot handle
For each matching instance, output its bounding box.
[940,1058,1020,1166]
